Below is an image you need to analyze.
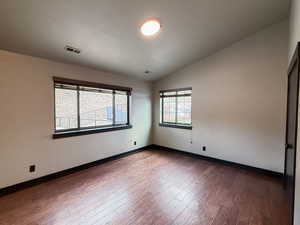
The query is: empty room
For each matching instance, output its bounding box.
[0,0,300,225]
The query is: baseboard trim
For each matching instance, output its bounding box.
[0,146,150,197]
[150,144,283,178]
[0,144,283,197]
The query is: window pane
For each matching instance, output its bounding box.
[79,86,113,95]
[178,90,192,95]
[177,96,191,124]
[115,92,128,124]
[160,97,162,123]
[163,91,176,96]
[79,90,113,128]
[55,83,77,90]
[163,97,176,123]
[55,87,78,130]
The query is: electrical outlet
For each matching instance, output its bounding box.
[202,146,206,151]
[134,141,137,146]
[29,165,36,173]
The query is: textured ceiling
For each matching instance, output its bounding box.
[0,0,290,80]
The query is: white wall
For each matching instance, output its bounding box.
[290,0,300,61]
[0,50,152,189]
[152,21,288,173]
[290,0,300,224]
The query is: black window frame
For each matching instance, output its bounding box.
[159,87,192,130]
[53,77,132,139]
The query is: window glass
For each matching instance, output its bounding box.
[115,92,128,125]
[163,91,176,96]
[177,90,192,95]
[160,97,162,123]
[79,89,113,128]
[54,81,131,133]
[163,96,176,123]
[55,86,78,130]
[177,96,191,124]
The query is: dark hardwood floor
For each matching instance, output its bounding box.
[0,149,290,225]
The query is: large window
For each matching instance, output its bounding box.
[160,88,192,129]
[53,77,131,138]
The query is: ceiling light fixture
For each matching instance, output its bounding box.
[141,19,161,36]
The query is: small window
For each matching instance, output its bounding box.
[160,88,192,129]
[53,77,131,138]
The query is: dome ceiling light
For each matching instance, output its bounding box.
[140,19,161,36]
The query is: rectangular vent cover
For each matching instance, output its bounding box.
[64,45,81,54]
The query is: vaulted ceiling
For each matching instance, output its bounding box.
[0,0,290,80]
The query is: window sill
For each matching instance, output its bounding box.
[159,123,192,130]
[53,125,132,139]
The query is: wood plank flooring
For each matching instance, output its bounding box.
[0,149,290,225]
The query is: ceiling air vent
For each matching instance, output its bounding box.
[64,45,81,54]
